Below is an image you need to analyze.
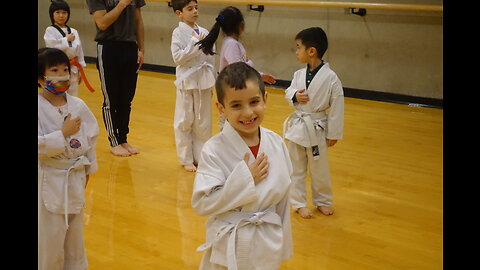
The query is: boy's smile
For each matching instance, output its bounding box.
[217,80,268,143]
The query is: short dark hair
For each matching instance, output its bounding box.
[38,47,71,81]
[295,27,328,59]
[215,62,265,105]
[49,0,70,25]
[171,0,197,12]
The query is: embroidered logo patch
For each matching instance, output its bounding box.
[70,138,81,149]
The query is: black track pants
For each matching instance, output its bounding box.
[96,41,139,147]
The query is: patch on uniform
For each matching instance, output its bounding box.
[70,138,81,149]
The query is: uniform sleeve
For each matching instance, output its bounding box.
[38,121,66,159]
[192,150,258,217]
[44,27,69,50]
[327,79,344,140]
[171,29,203,66]
[80,101,99,175]
[285,71,301,106]
[276,140,293,260]
[74,30,87,67]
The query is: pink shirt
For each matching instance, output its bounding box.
[219,36,254,71]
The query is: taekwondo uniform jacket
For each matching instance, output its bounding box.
[171,22,216,90]
[192,121,293,270]
[284,63,344,148]
[44,26,87,79]
[38,93,98,223]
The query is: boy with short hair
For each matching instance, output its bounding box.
[171,0,216,172]
[284,27,344,218]
[192,62,293,270]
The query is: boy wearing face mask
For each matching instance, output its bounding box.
[38,47,99,270]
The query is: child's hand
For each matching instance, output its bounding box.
[326,139,337,147]
[62,113,81,138]
[66,33,75,43]
[193,31,205,40]
[295,89,309,104]
[262,74,276,84]
[244,152,269,185]
[326,139,338,147]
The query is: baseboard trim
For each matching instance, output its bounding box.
[84,57,442,109]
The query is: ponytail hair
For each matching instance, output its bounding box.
[196,6,245,55]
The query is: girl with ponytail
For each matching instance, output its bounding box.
[196,6,276,84]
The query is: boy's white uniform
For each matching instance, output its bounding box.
[171,22,216,165]
[192,121,293,270]
[44,26,86,97]
[38,93,99,270]
[284,62,344,209]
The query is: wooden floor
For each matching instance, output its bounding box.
[76,64,442,270]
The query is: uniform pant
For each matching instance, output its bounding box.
[287,136,333,209]
[96,41,139,147]
[38,196,87,270]
[174,88,212,165]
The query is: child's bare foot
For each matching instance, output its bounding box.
[121,143,140,155]
[110,145,131,157]
[183,164,197,172]
[296,207,313,219]
[317,206,334,216]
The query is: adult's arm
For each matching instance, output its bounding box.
[91,0,132,31]
[135,7,145,68]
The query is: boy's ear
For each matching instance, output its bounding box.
[175,10,182,18]
[263,91,268,106]
[308,47,317,57]
[216,101,225,116]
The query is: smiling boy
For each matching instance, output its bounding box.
[192,62,293,270]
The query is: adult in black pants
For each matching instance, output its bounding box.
[86,0,145,156]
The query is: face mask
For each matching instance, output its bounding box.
[43,75,71,95]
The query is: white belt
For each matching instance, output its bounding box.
[283,111,326,160]
[197,206,281,270]
[174,62,214,122]
[173,62,214,89]
[42,156,90,229]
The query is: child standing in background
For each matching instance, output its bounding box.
[44,0,94,96]
[38,47,99,270]
[171,0,216,172]
[283,27,344,218]
[196,5,276,130]
[192,62,293,270]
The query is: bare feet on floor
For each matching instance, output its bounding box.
[183,164,197,172]
[296,207,313,219]
[317,206,334,216]
[110,145,131,157]
[121,143,140,155]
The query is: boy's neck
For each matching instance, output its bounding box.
[240,128,260,147]
[54,22,66,28]
[182,20,197,29]
[307,58,323,71]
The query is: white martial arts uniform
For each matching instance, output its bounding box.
[38,93,99,270]
[44,26,87,97]
[192,121,293,270]
[171,21,216,165]
[283,63,344,209]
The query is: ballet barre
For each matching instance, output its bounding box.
[147,0,443,13]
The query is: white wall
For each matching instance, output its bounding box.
[38,0,443,99]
